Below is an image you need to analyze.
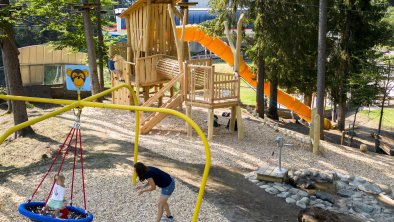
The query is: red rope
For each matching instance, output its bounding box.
[29,127,75,202]
[78,128,87,211]
[44,128,76,204]
[70,128,78,205]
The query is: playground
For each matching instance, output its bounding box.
[1,0,393,221]
[1,100,393,221]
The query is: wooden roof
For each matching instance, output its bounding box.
[120,0,176,18]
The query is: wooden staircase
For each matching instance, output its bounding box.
[140,72,184,134]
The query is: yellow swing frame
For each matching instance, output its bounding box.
[0,84,211,222]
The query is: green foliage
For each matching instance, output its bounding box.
[0,87,7,95]
[348,65,381,108]
[326,0,391,105]
[25,101,35,109]
[22,0,115,53]
[381,6,394,48]
[207,0,320,96]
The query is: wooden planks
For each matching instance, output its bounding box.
[379,135,394,156]
[256,163,288,183]
[140,93,183,134]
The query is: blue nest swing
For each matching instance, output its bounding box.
[18,120,94,222]
[18,202,93,222]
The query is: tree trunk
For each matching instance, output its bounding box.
[0,25,34,137]
[303,93,313,107]
[316,0,328,140]
[338,100,346,131]
[256,54,265,118]
[95,0,104,90]
[81,0,101,97]
[337,1,353,131]
[1,51,12,113]
[378,61,391,135]
[267,74,279,120]
[350,107,358,146]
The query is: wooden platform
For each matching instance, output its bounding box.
[256,163,288,183]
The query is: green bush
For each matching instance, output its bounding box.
[26,102,35,109]
[0,87,6,95]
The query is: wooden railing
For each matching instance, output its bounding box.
[136,54,179,85]
[186,63,239,104]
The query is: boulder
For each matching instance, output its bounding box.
[360,144,368,153]
[352,201,375,214]
[260,184,270,189]
[286,197,296,204]
[265,187,280,195]
[358,182,382,195]
[315,191,336,204]
[296,200,307,209]
[337,189,354,198]
[277,192,290,198]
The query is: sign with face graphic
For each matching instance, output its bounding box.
[65,65,91,91]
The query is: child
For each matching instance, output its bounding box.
[42,174,67,218]
[134,162,175,222]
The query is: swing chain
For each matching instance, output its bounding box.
[73,107,82,129]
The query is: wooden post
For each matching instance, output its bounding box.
[207,108,214,140]
[170,86,174,97]
[144,0,152,56]
[230,106,236,132]
[236,106,244,140]
[126,46,133,105]
[224,13,245,76]
[313,113,320,154]
[341,131,346,145]
[168,5,186,73]
[158,83,163,107]
[224,14,244,140]
[309,108,316,150]
[186,104,192,136]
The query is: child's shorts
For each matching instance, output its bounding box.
[161,177,175,197]
[47,199,63,210]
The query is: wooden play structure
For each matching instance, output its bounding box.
[109,0,244,139]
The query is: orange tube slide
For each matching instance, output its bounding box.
[176,25,312,122]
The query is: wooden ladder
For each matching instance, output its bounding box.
[140,72,184,134]
[140,92,184,134]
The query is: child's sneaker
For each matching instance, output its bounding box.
[167,216,174,222]
[160,216,168,221]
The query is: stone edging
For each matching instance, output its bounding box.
[244,169,394,221]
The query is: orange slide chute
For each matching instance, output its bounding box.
[176,25,312,122]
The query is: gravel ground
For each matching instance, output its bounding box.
[1,101,393,221]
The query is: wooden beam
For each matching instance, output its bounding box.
[207,108,214,140]
[186,104,192,136]
[236,106,244,140]
[230,106,236,132]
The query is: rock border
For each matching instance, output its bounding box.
[245,169,394,222]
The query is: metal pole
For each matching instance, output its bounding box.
[275,136,284,171]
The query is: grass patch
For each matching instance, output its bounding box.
[359,108,394,130]
[213,63,256,106]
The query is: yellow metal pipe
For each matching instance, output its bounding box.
[0,84,209,221]
[0,103,80,143]
[74,101,211,222]
[0,84,141,185]
[0,95,75,105]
